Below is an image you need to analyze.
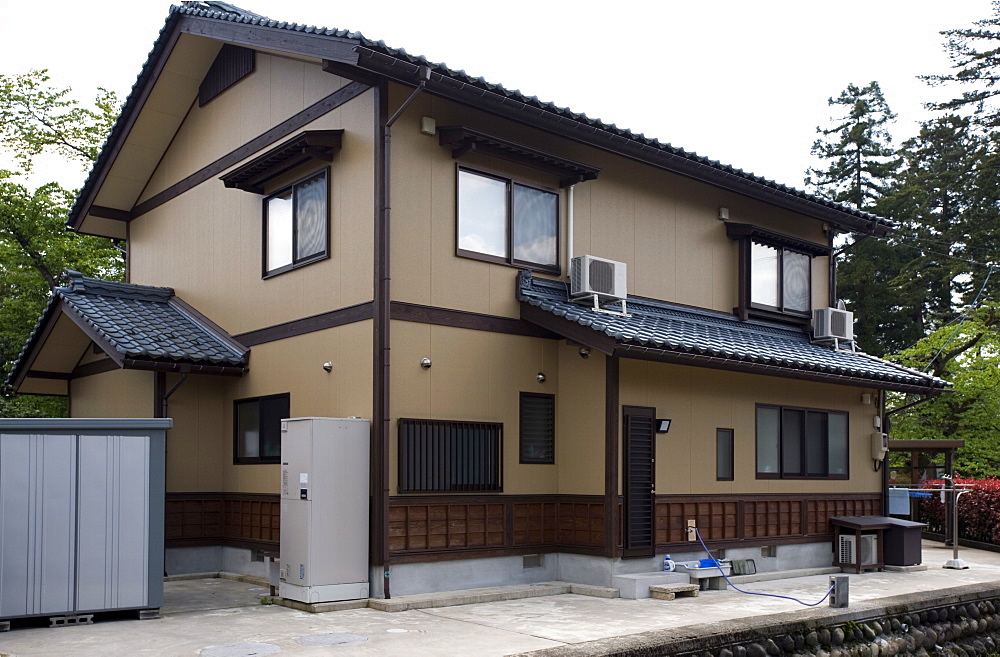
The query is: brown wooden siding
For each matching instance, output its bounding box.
[654,493,880,550]
[388,495,604,561]
[165,493,280,548]
[164,491,879,558]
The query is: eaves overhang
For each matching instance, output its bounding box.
[68,2,894,239]
[517,272,947,395]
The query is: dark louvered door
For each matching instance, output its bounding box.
[623,406,655,557]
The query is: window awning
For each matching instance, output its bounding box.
[516,271,947,394]
[220,130,343,194]
[439,125,600,187]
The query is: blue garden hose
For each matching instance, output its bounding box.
[693,528,834,607]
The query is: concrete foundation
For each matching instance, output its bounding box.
[166,541,835,597]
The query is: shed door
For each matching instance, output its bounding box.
[623,406,655,557]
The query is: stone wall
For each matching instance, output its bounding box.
[512,582,1000,657]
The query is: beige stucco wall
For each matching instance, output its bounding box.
[128,55,375,335]
[389,321,563,496]
[70,369,153,418]
[619,359,882,496]
[388,82,831,319]
[160,321,374,494]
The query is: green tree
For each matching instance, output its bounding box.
[806,81,898,210]
[923,1,1000,128]
[0,71,123,417]
[888,303,1000,478]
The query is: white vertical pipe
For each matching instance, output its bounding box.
[566,184,575,278]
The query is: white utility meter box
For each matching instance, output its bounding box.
[279,417,370,603]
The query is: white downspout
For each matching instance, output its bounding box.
[566,184,575,278]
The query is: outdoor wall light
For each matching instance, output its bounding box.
[322,361,333,373]
[579,347,591,359]
[420,357,432,369]
[536,372,546,383]
[656,419,672,433]
[718,207,729,221]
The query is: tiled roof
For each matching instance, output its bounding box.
[517,272,946,393]
[68,2,892,234]
[8,272,248,387]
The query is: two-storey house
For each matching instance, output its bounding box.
[8,2,944,597]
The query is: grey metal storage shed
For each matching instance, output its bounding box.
[0,418,170,622]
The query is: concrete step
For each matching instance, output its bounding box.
[368,582,571,612]
[649,583,700,601]
[611,571,690,599]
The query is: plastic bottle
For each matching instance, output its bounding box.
[663,554,675,572]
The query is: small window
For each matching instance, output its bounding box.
[716,428,734,481]
[520,393,555,464]
[756,404,848,479]
[750,241,811,314]
[398,419,502,493]
[234,393,289,464]
[457,168,558,272]
[263,169,329,277]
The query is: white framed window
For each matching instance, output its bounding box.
[750,241,811,315]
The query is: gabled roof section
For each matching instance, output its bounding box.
[516,272,946,395]
[68,1,893,238]
[8,271,249,393]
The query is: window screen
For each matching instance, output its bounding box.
[520,393,555,464]
[399,419,502,492]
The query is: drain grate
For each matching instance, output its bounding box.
[199,642,282,657]
[295,633,368,646]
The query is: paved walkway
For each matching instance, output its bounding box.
[2,541,999,657]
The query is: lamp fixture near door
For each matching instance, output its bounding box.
[656,419,672,433]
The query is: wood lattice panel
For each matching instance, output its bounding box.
[556,502,604,548]
[388,502,505,553]
[512,502,557,546]
[743,500,802,538]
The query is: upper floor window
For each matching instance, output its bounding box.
[264,169,329,277]
[750,242,811,314]
[726,222,830,323]
[756,404,848,479]
[457,168,559,273]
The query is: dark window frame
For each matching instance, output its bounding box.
[727,223,830,324]
[519,392,555,464]
[755,404,849,480]
[233,393,290,465]
[716,428,734,481]
[398,418,503,493]
[262,167,331,278]
[454,165,561,275]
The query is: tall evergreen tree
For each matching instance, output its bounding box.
[806,81,897,210]
[923,1,1000,128]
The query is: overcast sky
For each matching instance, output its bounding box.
[0,0,991,192]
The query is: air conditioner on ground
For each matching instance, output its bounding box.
[839,534,878,566]
[570,255,627,303]
[813,307,854,341]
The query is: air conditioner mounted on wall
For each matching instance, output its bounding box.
[813,307,854,341]
[571,255,627,302]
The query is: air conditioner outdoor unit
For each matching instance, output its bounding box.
[813,307,854,341]
[570,255,627,302]
[839,534,878,566]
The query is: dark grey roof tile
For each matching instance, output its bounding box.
[516,271,945,391]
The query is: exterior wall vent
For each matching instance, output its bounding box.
[570,255,627,302]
